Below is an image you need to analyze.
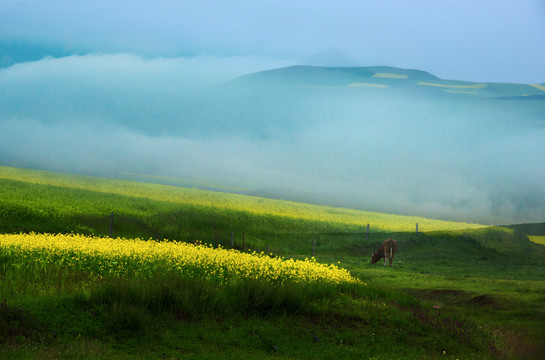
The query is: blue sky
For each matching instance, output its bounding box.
[1,0,544,83]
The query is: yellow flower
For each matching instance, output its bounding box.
[0,233,361,285]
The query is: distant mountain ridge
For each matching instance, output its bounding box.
[305,49,358,67]
[232,65,545,100]
[233,65,440,86]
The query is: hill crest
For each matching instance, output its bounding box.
[235,65,545,86]
[233,65,440,86]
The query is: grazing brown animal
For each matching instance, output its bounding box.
[371,239,398,267]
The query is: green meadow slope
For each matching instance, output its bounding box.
[0,165,484,238]
[1,165,544,359]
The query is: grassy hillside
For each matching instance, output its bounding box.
[1,166,544,359]
[234,65,545,99]
[0,166,484,237]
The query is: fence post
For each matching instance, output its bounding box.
[312,238,316,257]
[365,224,370,241]
[416,223,419,234]
[231,231,234,248]
[242,232,245,250]
[109,212,114,237]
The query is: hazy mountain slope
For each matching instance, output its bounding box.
[232,65,439,86]
[0,40,72,67]
[184,65,545,138]
[1,62,544,224]
[233,65,545,99]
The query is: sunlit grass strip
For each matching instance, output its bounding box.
[120,172,251,193]
[529,84,545,92]
[443,90,477,94]
[0,166,486,232]
[0,233,361,285]
[528,236,545,246]
[417,82,487,89]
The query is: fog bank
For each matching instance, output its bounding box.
[1,54,544,225]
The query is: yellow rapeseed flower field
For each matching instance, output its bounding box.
[0,233,361,285]
[528,235,545,246]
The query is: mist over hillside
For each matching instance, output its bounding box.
[1,55,544,224]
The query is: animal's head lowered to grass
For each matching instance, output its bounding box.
[371,239,398,267]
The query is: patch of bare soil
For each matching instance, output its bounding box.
[500,329,545,360]
[411,289,469,303]
[410,289,502,309]
[470,294,497,307]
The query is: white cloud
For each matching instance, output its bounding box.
[1,53,545,225]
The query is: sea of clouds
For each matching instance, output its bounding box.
[1,54,544,225]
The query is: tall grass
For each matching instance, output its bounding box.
[2,249,502,360]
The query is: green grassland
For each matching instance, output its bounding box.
[0,166,484,237]
[1,166,544,359]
